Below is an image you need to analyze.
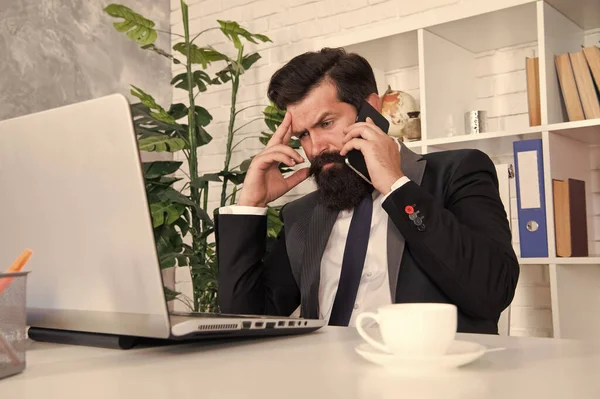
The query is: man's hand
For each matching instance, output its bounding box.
[237,112,309,208]
[340,117,404,194]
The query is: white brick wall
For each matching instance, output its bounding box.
[475,42,536,132]
[167,0,597,336]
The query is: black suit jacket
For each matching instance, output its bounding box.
[216,146,520,334]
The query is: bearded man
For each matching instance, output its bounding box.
[215,47,519,334]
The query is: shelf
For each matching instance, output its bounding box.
[544,0,600,31]
[402,119,600,149]
[343,31,418,73]
[427,2,538,53]
[402,127,543,156]
[547,118,600,144]
[426,127,542,146]
[519,257,600,264]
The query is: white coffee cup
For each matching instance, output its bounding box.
[355,303,457,357]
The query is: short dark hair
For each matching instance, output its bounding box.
[267,47,378,111]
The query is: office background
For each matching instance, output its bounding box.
[168,0,570,338]
[4,0,599,339]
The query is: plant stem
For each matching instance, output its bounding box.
[156,28,185,38]
[182,0,201,312]
[203,181,209,215]
[232,117,263,135]
[191,27,220,43]
[228,160,245,172]
[235,104,269,116]
[220,46,244,207]
[226,187,239,205]
[230,135,261,153]
[230,186,238,205]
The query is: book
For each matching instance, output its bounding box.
[552,178,588,257]
[569,50,600,119]
[582,46,600,92]
[526,57,541,126]
[555,53,585,121]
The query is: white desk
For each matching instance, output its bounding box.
[2,327,600,398]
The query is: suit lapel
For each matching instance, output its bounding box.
[300,203,338,319]
[386,142,427,298]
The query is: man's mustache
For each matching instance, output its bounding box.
[308,152,346,177]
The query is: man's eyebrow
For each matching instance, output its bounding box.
[291,111,337,137]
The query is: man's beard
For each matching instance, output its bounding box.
[308,152,372,211]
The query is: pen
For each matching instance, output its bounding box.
[0,249,32,295]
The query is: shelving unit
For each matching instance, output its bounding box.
[322,0,600,339]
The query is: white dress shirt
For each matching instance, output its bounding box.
[219,141,409,326]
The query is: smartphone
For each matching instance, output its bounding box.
[344,100,390,185]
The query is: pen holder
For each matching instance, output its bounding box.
[0,272,29,380]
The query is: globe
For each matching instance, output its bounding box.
[380,86,419,139]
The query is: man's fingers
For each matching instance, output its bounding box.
[254,151,297,170]
[342,124,378,144]
[266,112,292,148]
[281,119,295,145]
[340,138,367,156]
[285,167,310,190]
[342,127,372,144]
[262,144,304,164]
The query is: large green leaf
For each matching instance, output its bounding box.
[163,103,212,130]
[217,20,272,50]
[156,176,181,186]
[104,4,157,46]
[173,43,229,68]
[213,53,260,84]
[263,103,286,132]
[190,173,222,189]
[196,126,213,145]
[155,223,182,252]
[139,135,187,152]
[195,107,213,128]
[160,255,177,269]
[220,171,246,185]
[173,216,190,237]
[171,70,213,92]
[131,103,184,138]
[168,103,188,120]
[158,189,214,227]
[160,249,195,269]
[239,157,253,173]
[150,202,185,227]
[241,53,261,70]
[164,286,181,301]
[130,86,176,125]
[143,161,182,179]
[146,176,182,203]
[145,176,182,198]
[158,188,196,208]
[215,65,234,84]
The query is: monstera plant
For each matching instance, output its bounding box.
[104,1,288,312]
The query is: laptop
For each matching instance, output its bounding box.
[0,94,325,348]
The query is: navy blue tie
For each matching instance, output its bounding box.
[328,196,373,326]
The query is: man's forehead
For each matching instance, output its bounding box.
[290,109,337,135]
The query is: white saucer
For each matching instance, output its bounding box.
[355,340,487,371]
